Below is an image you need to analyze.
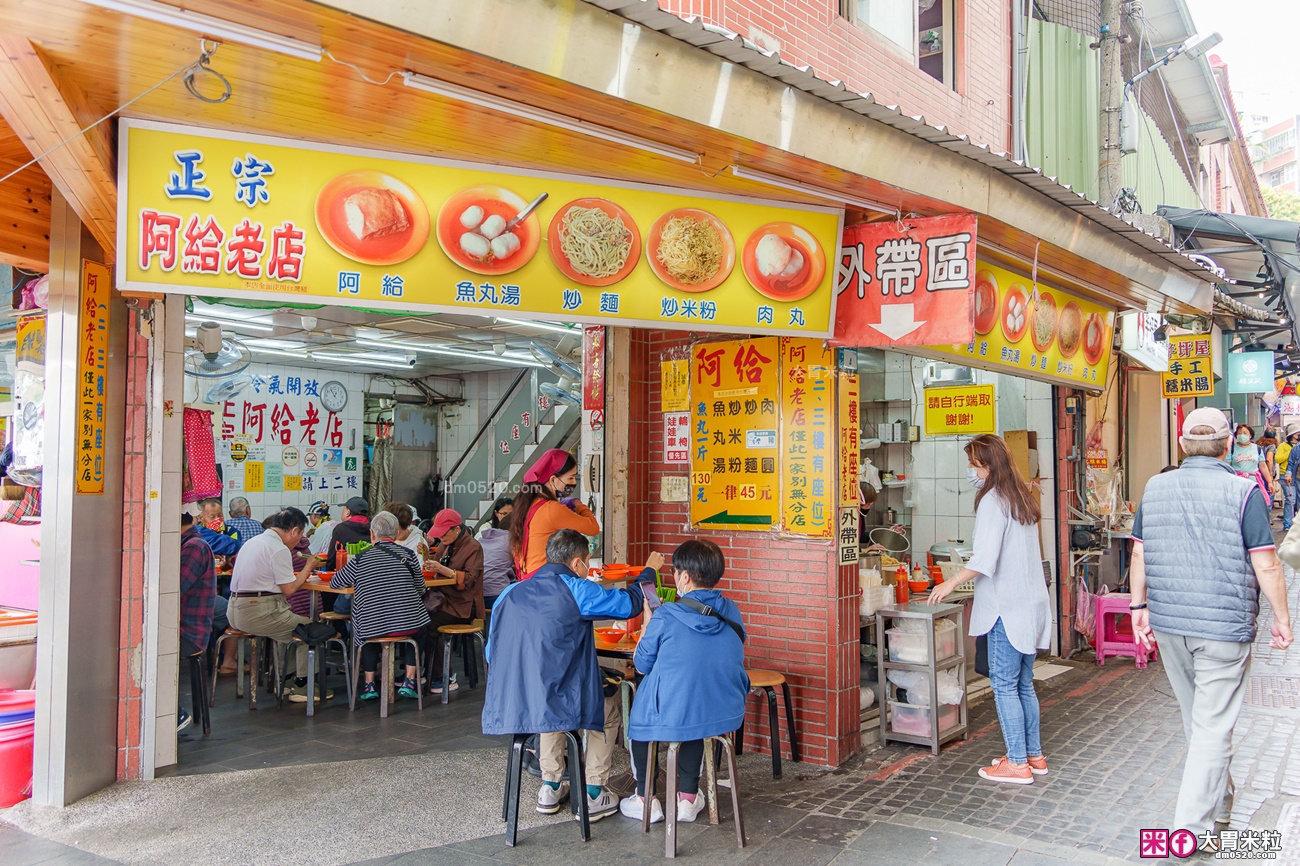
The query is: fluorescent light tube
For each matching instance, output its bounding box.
[731,165,892,213]
[311,351,414,370]
[357,338,545,368]
[244,338,306,350]
[80,0,323,61]
[493,317,578,336]
[402,72,698,164]
[250,348,306,360]
[185,315,273,333]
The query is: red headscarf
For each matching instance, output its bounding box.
[524,448,571,485]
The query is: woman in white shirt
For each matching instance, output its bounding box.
[929,434,1051,786]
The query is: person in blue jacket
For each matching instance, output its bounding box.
[483,528,661,823]
[619,539,749,825]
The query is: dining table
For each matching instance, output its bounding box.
[302,574,458,620]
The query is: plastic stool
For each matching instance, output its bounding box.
[1095,594,1156,669]
[437,621,485,704]
[501,731,589,847]
[351,635,422,717]
[641,735,745,858]
[736,669,800,779]
[186,650,211,736]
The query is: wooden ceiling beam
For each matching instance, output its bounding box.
[0,36,114,261]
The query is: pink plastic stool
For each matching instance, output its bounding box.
[1095,593,1156,669]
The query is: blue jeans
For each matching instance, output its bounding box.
[987,618,1042,764]
[1284,479,1296,529]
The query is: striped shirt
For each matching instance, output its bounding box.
[330,541,431,646]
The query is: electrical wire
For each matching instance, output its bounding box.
[0,40,223,188]
[322,50,402,87]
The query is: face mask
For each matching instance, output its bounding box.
[966,467,986,489]
[1237,433,1250,444]
[555,480,576,497]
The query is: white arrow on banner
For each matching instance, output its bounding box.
[867,304,927,341]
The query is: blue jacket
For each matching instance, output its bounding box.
[482,562,646,735]
[628,589,749,742]
[197,525,241,557]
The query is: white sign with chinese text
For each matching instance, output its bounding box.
[664,412,690,464]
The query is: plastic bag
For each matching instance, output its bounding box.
[936,670,962,705]
[1075,577,1101,640]
[859,458,882,491]
[886,670,929,705]
[859,686,876,711]
[892,618,929,635]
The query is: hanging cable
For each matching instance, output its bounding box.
[0,39,226,187]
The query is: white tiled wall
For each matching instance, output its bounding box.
[886,353,1057,569]
[436,369,520,473]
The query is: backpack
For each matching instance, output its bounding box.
[1278,441,1292,469]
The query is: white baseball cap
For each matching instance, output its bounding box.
[1181,407,1231,440]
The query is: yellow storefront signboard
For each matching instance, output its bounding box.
[924,385,996,436]
[75,261,111,496]
[119,120,842,336]
[923,260,1115,391]
[780,338,834,537]
[1161,335,1215,397]
[689,338,780,530]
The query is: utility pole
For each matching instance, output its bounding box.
[1098,0,1124,210]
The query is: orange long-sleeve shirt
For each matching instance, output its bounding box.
[522,500,600,575]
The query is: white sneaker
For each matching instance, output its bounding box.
[676,792,706,823]
[536,781,569,815]
[619,794,664,824]
[581,788,621,822]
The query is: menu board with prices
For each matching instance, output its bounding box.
[688,338,780,531]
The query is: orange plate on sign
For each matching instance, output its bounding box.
[436,185,542,276]
[314,170,430,266]
[1083,313,1107,366]
[646,208,735,293]
[973,269,998,336]
[547,198,641,287]
[741,222,826,302]
[1001,283,1030,344]
[1030,291,1058,354]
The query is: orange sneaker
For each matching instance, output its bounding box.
[978,757,1034,785]
[998,754,1049,775]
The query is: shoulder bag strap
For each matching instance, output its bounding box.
[368,541,422,581]
[674,597,744,643]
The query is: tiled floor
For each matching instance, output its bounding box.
[162,643,497,776]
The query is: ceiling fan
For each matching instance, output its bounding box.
[530,340,582,407]
[185,321,251,378]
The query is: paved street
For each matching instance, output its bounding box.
[3,568,1296,866]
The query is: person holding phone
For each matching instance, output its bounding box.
[619,539,749,824]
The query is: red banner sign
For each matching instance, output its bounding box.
[832,214,977,347]
[583,325,605,410]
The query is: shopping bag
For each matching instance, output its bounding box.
[1075,577,1098,640]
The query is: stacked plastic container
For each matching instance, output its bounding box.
[0,690,35,807]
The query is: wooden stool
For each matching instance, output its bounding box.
[501,731,589,847]
[641,735,745,858]
[351,635,422,717]
[736,669,799,779]
[437,620,485,705]
[212,629,262,710]
[186,650,211,736]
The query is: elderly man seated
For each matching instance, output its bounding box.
[330,510,431,702]
[225,497,265,543]
[483,528,662,823]
[226,507,328,703]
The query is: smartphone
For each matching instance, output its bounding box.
[641,579,662,612]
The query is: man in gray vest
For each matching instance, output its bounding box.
[1129,406,1293,838]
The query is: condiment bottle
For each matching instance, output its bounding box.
[894,563,910,604]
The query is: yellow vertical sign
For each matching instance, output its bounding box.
[839,372,860,508]
[1161,335,1215,397]
[75,261,111,495]
[284,475,303,492]
[245,461,265,493]
[780,338,834,538]
[661,360,690,413]
[689,338,780,531]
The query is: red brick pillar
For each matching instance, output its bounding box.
[631,329,859,767]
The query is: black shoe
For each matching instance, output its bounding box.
[177,709,192,733]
